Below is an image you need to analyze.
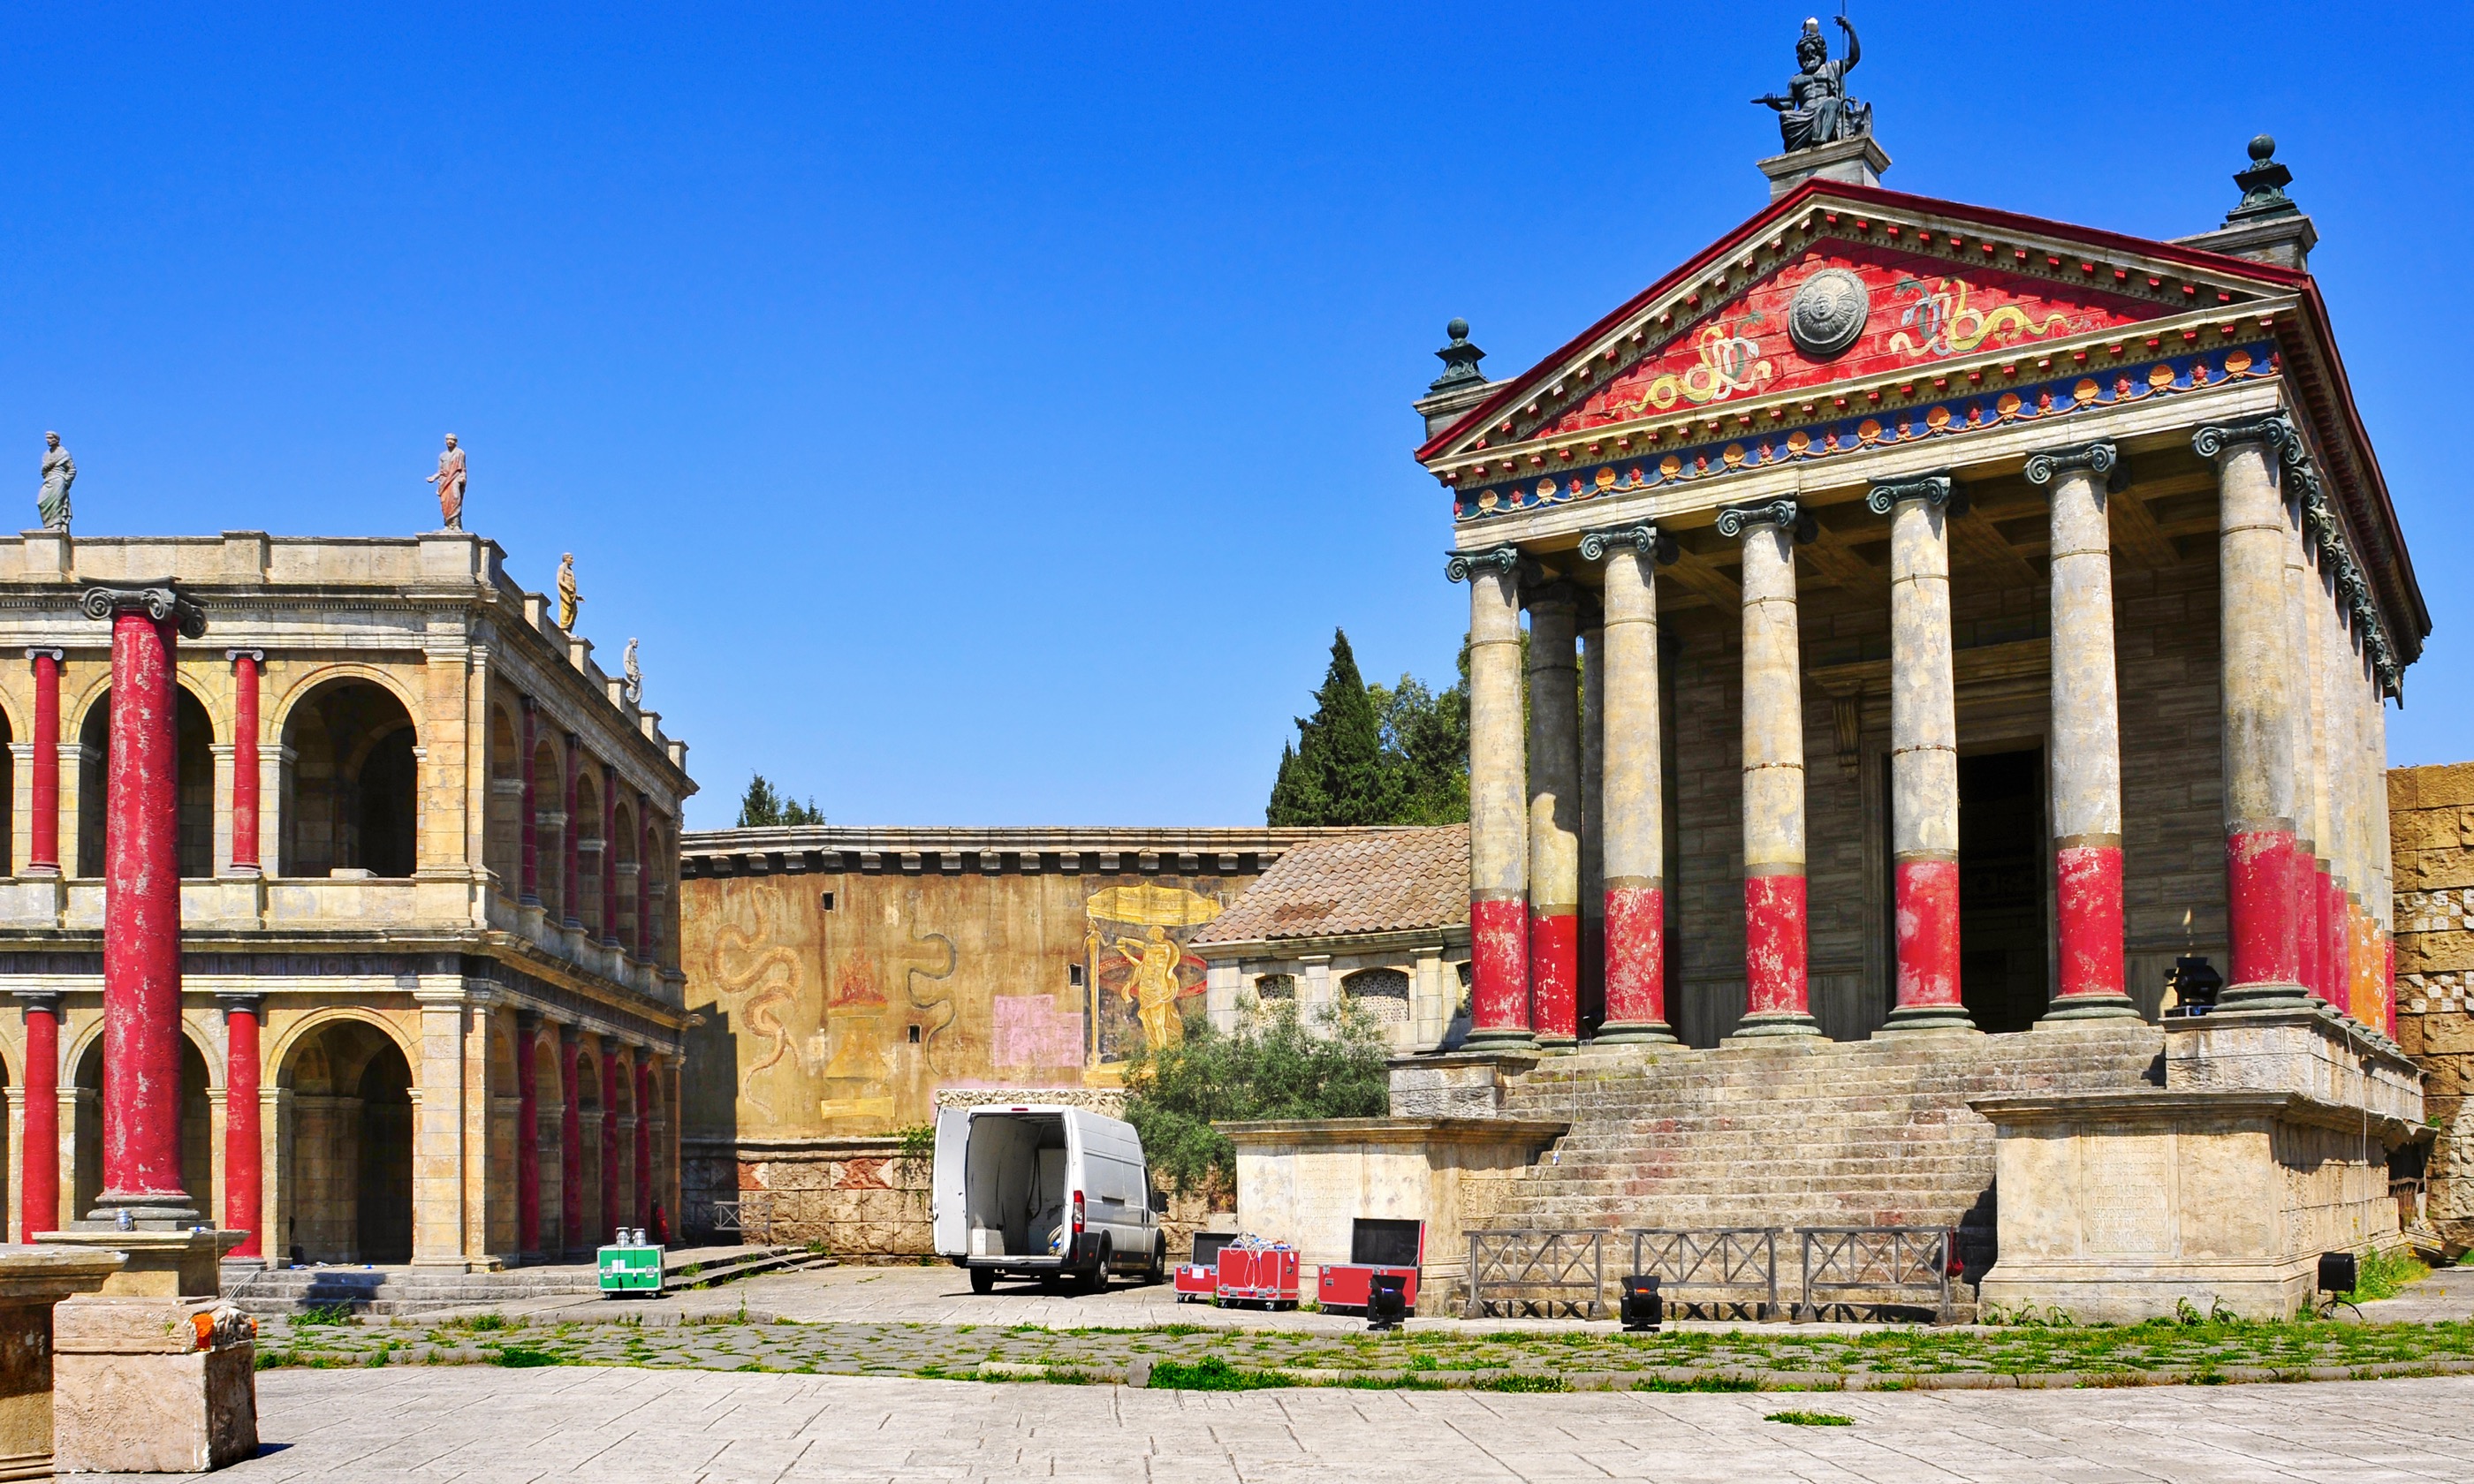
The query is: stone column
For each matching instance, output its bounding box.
[1448,547,1533,1049]
[414,986,470,1267]
[514,1011,542,1260]
[2195,414,2308,1007]
[1718,499,1820,1037]
[599,776,621,948]
[16,992,58,1240]
[561,732,583,929]
[1578,604,1605,1036]
[218,994,263,1259]
[25,650,63,875]
[636,792,655,960]
[557,1025,583,1254]
[1871,475,1974,1033]
[518,698,541,905]
[226,650,264,876]
[87,580,207,1218]
[2284,526,2325,1003]
[1525,582,1582,1049]
[1581,526,1675,1043]
[2027,443,2138,1020]
[599,1041,622,1245]
[633,1053,653,1227]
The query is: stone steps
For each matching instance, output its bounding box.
[224,1244,820,1317]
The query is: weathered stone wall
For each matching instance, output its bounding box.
[2392,762,2474,1245]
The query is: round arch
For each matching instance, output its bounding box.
[72,682,222,879]
[279,673,421,879]
[61,1011,226,1094]
[263,662,421,743]
[264,1006,421,1081]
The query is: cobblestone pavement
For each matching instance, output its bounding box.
[88,1365,2474,1482]
[2357,1264,2474,1323]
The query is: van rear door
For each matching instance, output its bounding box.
[930,1107,970,1256]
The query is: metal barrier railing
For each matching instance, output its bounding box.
[1794,1227,1953,1323]
[1626,1227,1780,1320]
[1466,1230,1603,1319]
[709,1196,775,1246]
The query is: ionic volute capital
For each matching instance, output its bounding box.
[79,579,206,639]
[2190,411,2300,466]
[1863,472,1956,515]
[1444,544,1522,585]
[2022,442,2126,493]
[1576,524,1674,564]
[1715,496,1812,541]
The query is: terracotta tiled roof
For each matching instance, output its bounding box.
[1193,825,1468,947]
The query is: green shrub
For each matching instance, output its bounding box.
[2343,1250,2429,1304]
[1126,1001,1390,1194]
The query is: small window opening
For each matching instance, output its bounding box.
[907,1024,922,1044]
[819,891,836,912]
[1068,964,1085,988]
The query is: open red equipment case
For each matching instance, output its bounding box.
[1173,1231,1235,1303]
[1214,1238,1301,1309]
[1314,1218,1426,1313]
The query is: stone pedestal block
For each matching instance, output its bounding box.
[1385,1050,1541,1118]
[50,1298,255,1475]
[0,1247,125,1481]
[35,1229,245,1299]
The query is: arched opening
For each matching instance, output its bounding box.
[530,741,565,912]
[612,799,640,955]
[72,1034,210,1219]
[276,1020,414,1264]
[487,706,522,897]
[573,772,603,937]
[611,1053,637,1234]
[0,707,12,876]
[532,1032,564,1251]
[75,688,216,878]
[574,1045,602,1251]
[280,678,418,878]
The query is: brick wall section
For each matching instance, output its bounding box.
[2392,762,2474,1244]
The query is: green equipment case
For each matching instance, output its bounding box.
[597,1241,664,1296]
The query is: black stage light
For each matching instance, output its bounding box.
[1367,1272,1408,1331]
[2318,1251,2357,1295]
[1620,1274,1662,1332]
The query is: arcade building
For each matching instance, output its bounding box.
[0,529,694,1270]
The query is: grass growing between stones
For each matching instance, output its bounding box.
[1766,1411,1854,1426]
[247,1311,2474,1391]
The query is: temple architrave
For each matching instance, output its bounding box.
[1264,122,2438,1321]
[0,528,694,1272]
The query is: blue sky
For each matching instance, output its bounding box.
[3,3,2459,829]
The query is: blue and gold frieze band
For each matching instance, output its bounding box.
[2022,441,2123,492]
[1451,342,2280,524]
[1863,473,1954,515]
[1444,545,1522,584]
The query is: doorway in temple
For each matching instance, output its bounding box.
[1958,748,2049,1033]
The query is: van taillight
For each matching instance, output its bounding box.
[1072,1191,1085,1235]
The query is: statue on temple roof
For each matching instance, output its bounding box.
[1753,14,1871,155]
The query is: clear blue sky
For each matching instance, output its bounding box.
[4,3,2459,829]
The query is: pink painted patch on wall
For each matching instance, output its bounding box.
[992,995,1086,1071]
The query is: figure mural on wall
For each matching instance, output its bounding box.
[1083,883,1222,1062]
[557,552,583,632]
[427,434,467,530]
[37,432,74,533]
[1753,14,1870,155]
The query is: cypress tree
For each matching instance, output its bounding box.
[1265,630,1396,826]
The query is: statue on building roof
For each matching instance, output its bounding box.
[427,433,467,530]
[36,432,73,533]
[622,638,642,706]
[557,552,583,632]
[1754,14,1871,155]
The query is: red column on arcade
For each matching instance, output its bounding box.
[560,733,583,928]
[226,650,263,874]
[558,1026,583,1253]
[599,776,620,947]
[635,793,655,960]
[26,649,64,875]
[633,1054,654,1228]
[86,580,207,1219]
[599,1041,622,1243]
[517,698,541,905]
[19,992,60,1240]
[220,994,263,1256]
[515,1010,542,1259]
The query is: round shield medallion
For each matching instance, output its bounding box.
[1787,268,1870,359]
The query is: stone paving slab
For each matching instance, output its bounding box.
[74,1365,2474,1482]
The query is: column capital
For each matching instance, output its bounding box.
[2191,411,2300,465]
[1444,545,1521,584]
[1577,524,1674,564]
[558,1022,581,1049]
[13,988,62,1016]
[1863,473,1957,515]
[215,990,264,1018]
[2023,441,2125,491]
[24,647,64,664]
[1715,496,1814,541]
[79,579,206,638]
[224,648,265,667]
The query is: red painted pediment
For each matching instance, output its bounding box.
[1543,241,2159,437]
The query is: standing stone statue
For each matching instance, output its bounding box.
[427,434,467,530]
[1753,15,1871,154]
[622,638,642,706]
[37,432,74,532]
[557,553,583,632]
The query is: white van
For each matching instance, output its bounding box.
[931,1104,1166,1294]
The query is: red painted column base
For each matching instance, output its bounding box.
[1597,884,1674,1043]
[1463,896,1535,1049]
[2046,844,2137,1020]
[1738,874,1819,1036]
[2223,828,2308,1004]
[1883,858,1974,1032]
[1529,909,1579,1047]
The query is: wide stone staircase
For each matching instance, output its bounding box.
[1484,1023,2166,1278]
[222,1244,826,1318]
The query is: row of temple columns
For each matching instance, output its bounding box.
[513,1012,669,1257]
[1454,417,2394,1049]
[515,696,667,964]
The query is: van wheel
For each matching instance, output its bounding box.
[1142,1238,1165,1286]
[969,1268,996,1295]
[1081,1240,1111,1295]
